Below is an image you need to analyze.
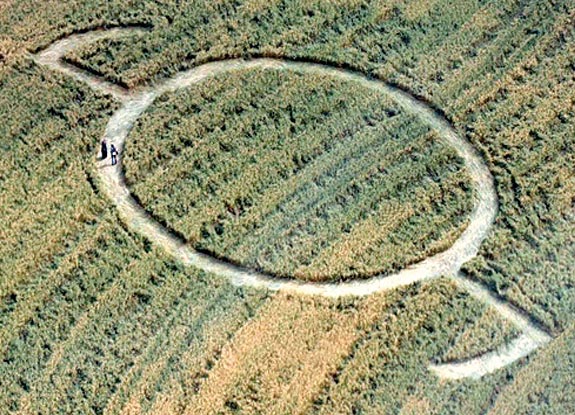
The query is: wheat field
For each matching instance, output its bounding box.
[1,0,574,413]
[123,67,473,281]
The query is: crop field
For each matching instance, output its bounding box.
[1,0,574,414]
[123,68,473,281]
[45,0,574,329]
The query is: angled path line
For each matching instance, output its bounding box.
[31,27,552,379]
[429,273,552,379]
[31,28,146,101]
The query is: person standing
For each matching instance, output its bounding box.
[110,144,119,166]
[100,139,108,160]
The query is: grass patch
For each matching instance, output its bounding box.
[440,307,521,363]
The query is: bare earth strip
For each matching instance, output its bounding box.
[31,28,552,380]
[429,273,552,380]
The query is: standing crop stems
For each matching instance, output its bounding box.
[124,67,474,282]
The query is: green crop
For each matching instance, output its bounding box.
[1,0,574,413]
[124,67,473,281]
[25,0,574,327]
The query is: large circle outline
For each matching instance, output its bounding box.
[99,58,498,297]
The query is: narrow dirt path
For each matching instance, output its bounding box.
[32,28,140,101]
[429,273,552,379]
[31,28,552,379]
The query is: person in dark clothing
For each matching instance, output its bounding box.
[100,139,108,160]
[110,144,119,166]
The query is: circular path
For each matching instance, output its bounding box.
[32,27,551,379]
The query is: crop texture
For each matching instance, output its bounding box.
[1,0,574,413]
[56,0,575,331]
[123,67,473,282]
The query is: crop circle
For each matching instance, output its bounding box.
[123,66,474,282]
